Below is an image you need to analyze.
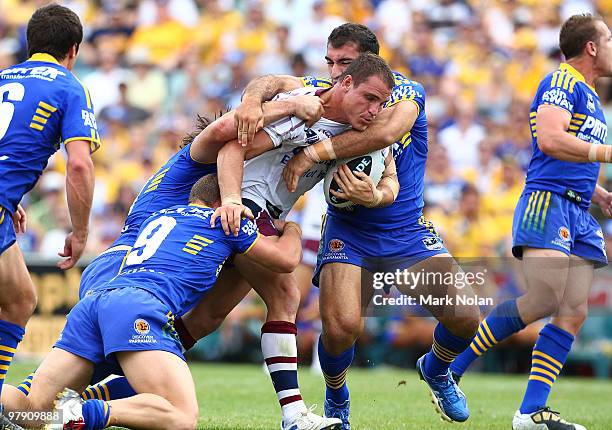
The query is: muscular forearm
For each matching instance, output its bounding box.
[261,100,300,125]
[242,75,303,104]
[538,129,596,162]
[374,178,399,208]
[217,140,246,203]
[66,157,94,236]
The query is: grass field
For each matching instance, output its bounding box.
[7,360,612,429]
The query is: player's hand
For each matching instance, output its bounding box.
[211,204,255,236]
[330,164,382,208]
[12,204,27,234]
[283,150,314,193]
[58,231,87,270]
[594,190,612,217]
[235,100,264,147]
[291,95,324,127]
[272,219,286,231]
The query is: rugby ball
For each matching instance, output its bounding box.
[324,150,387,208]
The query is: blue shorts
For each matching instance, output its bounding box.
[512,191,608,267]
[55,287,184,364]
[79,246,131,299]
[0,207,16,255]
[313,214,448,286]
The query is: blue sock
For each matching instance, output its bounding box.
[450,299,526,376]
[82,399,111,430]
[16,371,35,396]
[82,377,137,401]
[318,338,353,404]
[519,323,574,414]
[423,323,472,378]
[0,319,25,397]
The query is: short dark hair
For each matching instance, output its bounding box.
[189,174,220,206]
[559,14,604,60]
[27,4,83,61]
[328,23,380,55]
[338,52,395,90]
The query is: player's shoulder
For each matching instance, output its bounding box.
[386,71,425,108]
[301,75,332,89]
[538,64,583,96]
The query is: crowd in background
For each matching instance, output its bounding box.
[2,0,612,371]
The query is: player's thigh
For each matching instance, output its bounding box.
[0,242,36,322]
[319,263,367,333]
[116,350,198,416]
[521,247,570,300]
[27,348,94,411]
[294,262,315,304]
[181,267,251,339]
[554,254,594,323]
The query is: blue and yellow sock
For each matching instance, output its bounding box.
[16,371,35,396]
[450,299,526,377]
[318,338,354,404]
[423,323,472,378]
[0,319,25,396]
[519,323,574,414]
[82,377,136,401]
[82,399,111,430]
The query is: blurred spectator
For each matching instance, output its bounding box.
[124,48,168,113]
[82,50,128,112]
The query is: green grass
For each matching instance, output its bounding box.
[7,360,612,429]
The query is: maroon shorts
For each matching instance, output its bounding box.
[254,209,280,237]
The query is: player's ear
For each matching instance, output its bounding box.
[341,74,353,92]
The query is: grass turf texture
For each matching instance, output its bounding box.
[6,361,611,429]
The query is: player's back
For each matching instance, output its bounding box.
[0,54,99,214]
[101,204,258,315]
[113,143,217,246]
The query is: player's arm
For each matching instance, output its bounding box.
[235,75,305,145]
[537,105,612,162]
[592,184,612,217]
[283,100,417,192]
[59,140,95,269]
[11,204,27,234]
[190,96,322,163]
[211,130,278,236]
[330,152,399,208]
[242,221,303,273]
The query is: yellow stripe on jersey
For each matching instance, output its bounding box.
[32,115,47,124]
[38,101,57,113]
[29,122,44,131]
[550,71,560,88]
[193,235,213,244]
[573,113,586,119]
[74,76,92,109]
[35,108,52,118]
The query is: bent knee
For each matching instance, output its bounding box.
[322,315,362,350]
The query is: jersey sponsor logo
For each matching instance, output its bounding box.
[134,319,150,335]
[422,236,443,251]
[541,88,573,111]
[81,110,97,129]
[242,220,256,236]
[558,227,571,242]
[577,116,607,143]
[328,238,345,252]
[0,66,66,81]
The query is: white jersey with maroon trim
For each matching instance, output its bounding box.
[241,87,350,219]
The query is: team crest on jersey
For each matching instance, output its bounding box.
[586,93,596,113]
[134,319,150,335]
[328,239,345,252]
[558,227,571,242]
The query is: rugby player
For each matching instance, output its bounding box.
[0,5,97,426]
[228,23,482,427]
[448,14,612,430]
[4,174,303,430]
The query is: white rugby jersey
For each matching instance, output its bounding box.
[242,87,350,219]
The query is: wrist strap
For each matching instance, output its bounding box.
[588,144,612,163]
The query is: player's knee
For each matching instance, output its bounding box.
[0,283,37,325]
[322,313,361,349]
[173,409,199,430]
[261,277,300,319]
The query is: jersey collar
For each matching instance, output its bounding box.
[559,62,597,94]
[27,53,60,65]
[189,203,211,209]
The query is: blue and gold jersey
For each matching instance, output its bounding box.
[112,144,216,247]
[101,204,258,315]
[303,72,429,229]
[0,53,99,214]
[525,63,608,209]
